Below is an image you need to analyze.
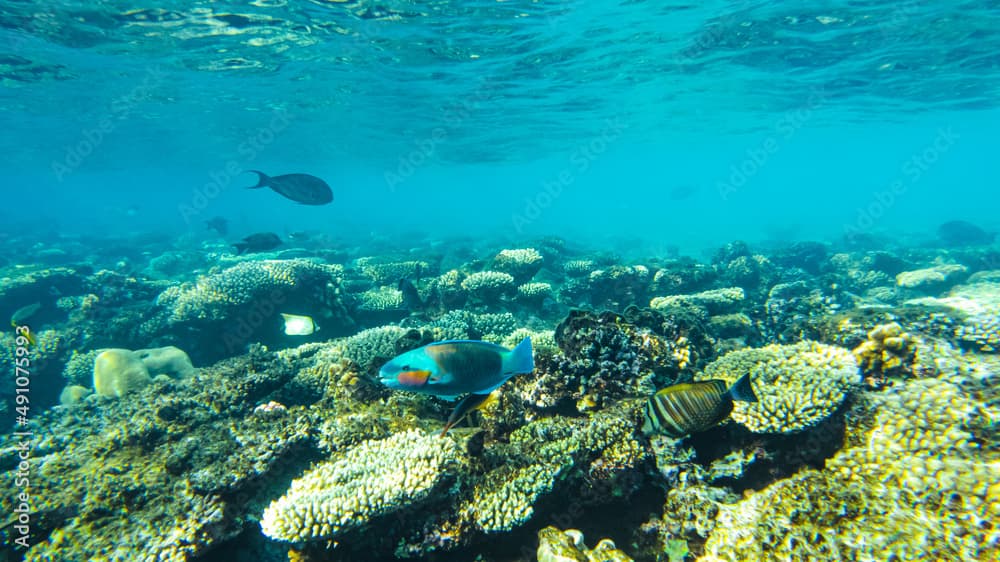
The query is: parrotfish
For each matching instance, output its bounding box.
[379,337,534,436]
[246,170,333,205]
[642,373,757,437]
[233,232,282,255]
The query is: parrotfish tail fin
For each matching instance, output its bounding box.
[503,336,534,376]
[233,243,248,255]
[246,170,269,189]
[440,393,491,437]
[729,373,758,403]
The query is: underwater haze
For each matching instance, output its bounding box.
[3,2,1000,562]
[3,1,999,251]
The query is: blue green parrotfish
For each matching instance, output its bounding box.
[378,337,534,436]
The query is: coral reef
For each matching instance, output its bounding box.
[147,259,351,362]
[700,341,859,433]
[537,526,634,562]
[461,271,516,304]
[134,346,197,378]
[700,375,1000,562]
[93,348,152,397]
[261,429,465,542]
[462,409,647,534]
[906,280,1000,352]
[492,248,544,283]
[895,263,968,291]
[428,310,518,342]
[523,308,703,413]
[355,257,429,285]
[650,287,746,315]
[352,285,407,325]
[851,322,917,386]
[516,281,554,304]
[0,348,312,561]
[5,228,1000,562]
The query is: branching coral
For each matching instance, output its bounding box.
[260,429,465,542]
[700,341,859,433]
[700,376,1000,562]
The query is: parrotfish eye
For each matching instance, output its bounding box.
[400,365,411,371]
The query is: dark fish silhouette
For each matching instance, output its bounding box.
[938,220,995,247]
[247,171,333,205]
[233,232,282,255]
[205,216,229,236]
[398,278,425,312]
[642,373,757,437]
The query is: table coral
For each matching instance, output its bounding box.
[650,287,745,315]
[461,271,515,303]
[492,248,543,282]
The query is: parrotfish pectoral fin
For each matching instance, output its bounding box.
[246,170,270,189]
[728,373,758,403]
[440,393,493,437]
[502,336,534,377]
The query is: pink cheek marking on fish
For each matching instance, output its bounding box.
[396,370,432,387]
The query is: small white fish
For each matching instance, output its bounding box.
[281,313,318,336]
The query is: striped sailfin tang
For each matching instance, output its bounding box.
[642,380,731,437]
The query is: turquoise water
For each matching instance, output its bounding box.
[3,3,1000,561]
[3,1,998,251]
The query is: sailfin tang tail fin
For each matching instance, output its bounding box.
[728,373,758,403]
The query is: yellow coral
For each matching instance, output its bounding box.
[700,341,859,433]
[260,429,464,542]
[852,322,917,383]
[700,376,1000,562]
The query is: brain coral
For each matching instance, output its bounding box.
[93,348,151,398]
[700,341,859,433]
[260,429,464,542]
